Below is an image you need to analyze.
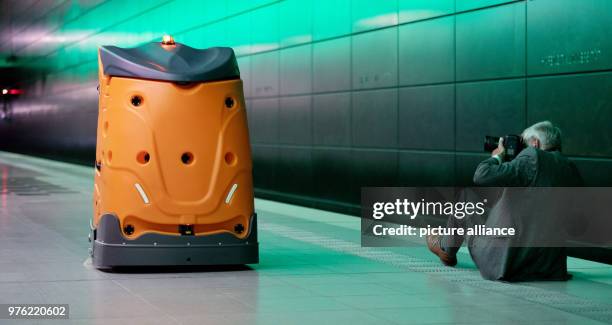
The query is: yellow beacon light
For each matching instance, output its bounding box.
[161,34,175,45]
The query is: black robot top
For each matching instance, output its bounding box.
[99,41,240,82]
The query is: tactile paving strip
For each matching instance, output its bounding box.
[0,176,75,196]
[263,222,612,323]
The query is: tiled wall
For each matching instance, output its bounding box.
[1,0,612,214]
[241,0,612,213]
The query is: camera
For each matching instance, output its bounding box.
[484,135,525,161]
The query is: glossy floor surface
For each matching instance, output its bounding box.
[0,151,611,325]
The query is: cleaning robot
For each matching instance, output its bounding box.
[90,35,258,268]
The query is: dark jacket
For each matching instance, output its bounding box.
[469,147,582,282]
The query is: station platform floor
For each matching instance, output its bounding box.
[0,151,611,324]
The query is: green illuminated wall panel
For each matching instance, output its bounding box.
[277,147,314,196]
[250,5,279,53]
[352,27,398,89]
[279,0,312,46]
[527,0,612,75]
[250,98,279,143]
[351,89,398,148]
[225,13,252,55]
[528,73,612,157]
[456,0,517,12]
[312,0,351,41]
[399,85,455,150]
[182,21,227,50]
[399,16,454,85]
[312,93,351,146]
[313,37,351,92]
[251,51,279,97]
[456,1,525,81]
[351,0,398,32]
[456,79,526,151]
[279,96,312,145]
[280,44,312,95]
[227,0,277,15]
[398,0,454,23]
[166,0,223,32]
[399,152,455,186]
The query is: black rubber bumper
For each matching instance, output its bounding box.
[90,213,259,268]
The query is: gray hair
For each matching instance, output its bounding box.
[521,121,562,151]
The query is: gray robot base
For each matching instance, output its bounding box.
[90,213,259,269]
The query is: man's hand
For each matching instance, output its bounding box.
[492,137,505,161]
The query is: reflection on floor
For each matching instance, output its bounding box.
[0,151,610,325]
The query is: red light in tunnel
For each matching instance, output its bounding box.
[1,89,22,95]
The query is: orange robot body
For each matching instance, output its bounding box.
[90,38,258,268]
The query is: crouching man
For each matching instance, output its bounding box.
[427,121,582,281]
